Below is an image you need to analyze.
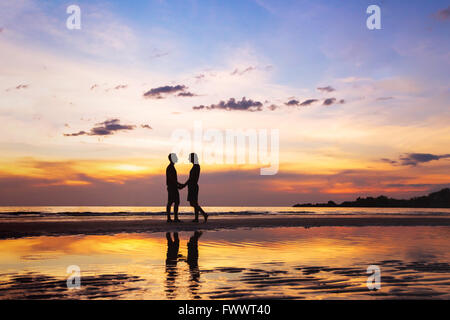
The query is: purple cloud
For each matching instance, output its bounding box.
[143,85,191,99]
[434,6,450,20]
[193,97,263,112]
[317,86,336,93]
[300,99,318,106]
[64,119,136,137]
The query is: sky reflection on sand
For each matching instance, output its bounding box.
[0,226,449,299]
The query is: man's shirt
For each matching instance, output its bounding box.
[166,164,178,189]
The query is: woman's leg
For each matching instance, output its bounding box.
[190,201,199,221]
[196,205,208,222]
[194,207,199,221]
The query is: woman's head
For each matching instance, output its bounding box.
[189,153,199,164]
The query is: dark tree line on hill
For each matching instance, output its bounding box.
[293,188,450,208]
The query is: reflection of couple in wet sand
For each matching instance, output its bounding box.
[165,231,202,299]
[166,153,208,223]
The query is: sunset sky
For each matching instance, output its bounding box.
[0,0,449,206]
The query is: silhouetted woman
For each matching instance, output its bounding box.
[182,153,208,223]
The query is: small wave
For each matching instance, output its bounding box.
[0,210,271,218]
[277,211,315,214]
[0,209,449,219]
[278,211,450,216]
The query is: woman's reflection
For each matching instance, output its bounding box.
[187,231,202,299]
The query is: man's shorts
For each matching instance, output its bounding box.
[167,187,180,203]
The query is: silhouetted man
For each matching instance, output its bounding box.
[166,153,182,222]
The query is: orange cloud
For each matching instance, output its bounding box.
[0,156,449,205]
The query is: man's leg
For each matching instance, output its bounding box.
[174,201,180,221]
[166,201,173,222]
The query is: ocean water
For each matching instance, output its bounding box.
[1,207,449,299]
[0,206,449,222]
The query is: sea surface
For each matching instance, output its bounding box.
[0,207,449,299]
[0,206,449,222]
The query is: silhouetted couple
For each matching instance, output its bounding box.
[166,153,208,223]
[165,231,202,299]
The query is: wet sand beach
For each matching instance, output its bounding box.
[1,208,449,299]
[0,226,449,299]
[1,215,449,239]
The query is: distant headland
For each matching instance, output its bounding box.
[293,188,450,208]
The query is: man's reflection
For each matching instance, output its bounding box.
[164,231,202,299]
[165,232,179,299]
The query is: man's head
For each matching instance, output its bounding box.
[168,153,178,164]
[189,153,199,164]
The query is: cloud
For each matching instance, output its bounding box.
[5,84,29,92]
[143,85,189,99]
[231,66,256,76]
[434,6,450,20]
[285,99,300,106]
[193,97,263,112]
[399,153,450,166]
[285,99,319,107]
[150,51,169,59]
[267,104,280,111]
[377,97,394,101]
[383,153,450,166]
[0,0,140,62]
[141,124,152,130]
[323,98,336,105]
[381,158,398,165]
[64,131,89,137]
[300,99,318,106]
[114,84,128,90]
[0,172,165,206]
[317,86,335,93]
[1,157,449,206]
[177,91,197,97]
[64,119,136,137]
[322,98,345,106]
